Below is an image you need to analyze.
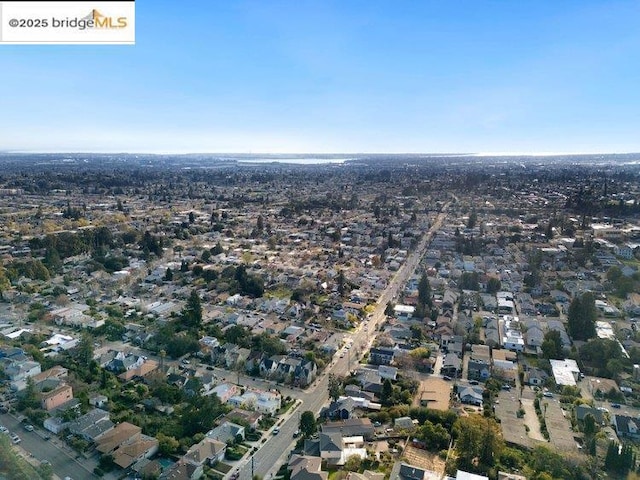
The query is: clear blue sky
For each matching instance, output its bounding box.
[1,0,639,154]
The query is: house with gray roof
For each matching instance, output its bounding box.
[68,408,114,442]
[206,421,245,444]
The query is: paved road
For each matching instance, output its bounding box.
[0,411,98,480]
[235,205,451,480]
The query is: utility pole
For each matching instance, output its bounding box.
[251,456,254,480]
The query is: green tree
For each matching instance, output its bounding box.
[299,410,317,438]
[568,292,597,341]
[541,330,563,360]
[157,433,180,456]
[525,445,573,479]
[75,333,95,366]
[384,302,395,316]
[467,209,478,229]
[459,272,480,291]
[486,277,502,295]
[337,270,346,297]
[418,273,432,307]
[182,289,202,329]
[381,379,394,407]
[453,415,503,473]
[328,374,342,402]
[164,267,173,281]
[344,455,362,472]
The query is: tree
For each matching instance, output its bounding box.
[604,441,636,474]
[0,262,10,300]
[344,455,362,472]
[418,273,432,307]
[486,277,501,295]
[182,289,202,329]
[467,209,477,229]
[453,415,503,473]
[299,411,317,438]
[384,302,395,316]
[157,433,180,456]
[459,272,480,291]
[75,333,94,366]
[567,292,597,341]
[328,374,342,402]
[381,379,394,407]
[164,267,173,281]
[188,211,195,224]
[541,330,563,360]
[337,270,346,297]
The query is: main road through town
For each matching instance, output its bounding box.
[236,205,450,480]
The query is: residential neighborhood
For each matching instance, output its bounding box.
[3,154,640,480]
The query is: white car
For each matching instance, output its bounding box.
[0,425,8,433]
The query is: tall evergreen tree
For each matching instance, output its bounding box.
[568,292,597,341]
[182,289,203,329]
[418,273,432,308]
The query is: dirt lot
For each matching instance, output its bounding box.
[413,377,451,411]
[402,444,446,476]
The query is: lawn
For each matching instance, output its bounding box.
[213,462,233,474]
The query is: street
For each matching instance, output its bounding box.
[0,411,98,480]
[235,205,450,479]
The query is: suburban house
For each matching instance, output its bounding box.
[255,391,282,415]
[458,386,484,406]
[206,421,245,444]
[183,437,227,467]
[304,433,367,467]
[613,414,640,440]
[68,408,115,442]
[288,454,328,480]
[41,384,74,411]
[369,348,395,366]
[441,353,462,378]
[159,458,203,480]
[467,359,491,382]
[321,418,375,441]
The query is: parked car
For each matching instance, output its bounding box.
[543,392,554,398]
[23,424,34,432]
[10,433,20,444]
[611,403,621,409]
[272,427,280,435]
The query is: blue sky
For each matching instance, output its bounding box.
[1,0,639,154]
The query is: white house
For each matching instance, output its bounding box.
[255,391,281,415]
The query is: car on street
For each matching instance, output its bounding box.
[543,392,554,398]
[611,403,621,408]
[10,433,20,444]
[272,427,280,435]
[0,425,8,433]
[23,424,34,432]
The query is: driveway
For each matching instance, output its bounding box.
[520,398,546,442]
